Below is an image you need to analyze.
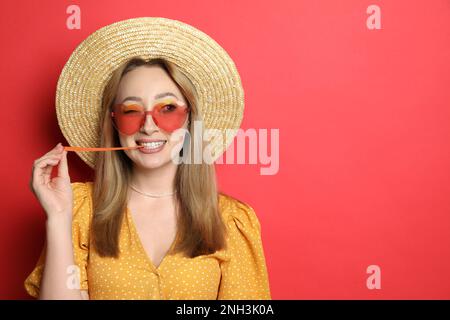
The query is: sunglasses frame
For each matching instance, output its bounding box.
[110,100,190,135]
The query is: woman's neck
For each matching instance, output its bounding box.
[130,162,177,194]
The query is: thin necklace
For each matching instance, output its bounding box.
[129,184,177,198]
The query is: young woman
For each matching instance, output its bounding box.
[25,17,271,300]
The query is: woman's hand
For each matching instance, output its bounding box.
[30,142,73,220]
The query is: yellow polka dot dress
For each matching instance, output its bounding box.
[24,182,271,300]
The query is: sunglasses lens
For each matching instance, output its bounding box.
[112,104,145,135]
[111,102,189,135]
[153,103,189,133]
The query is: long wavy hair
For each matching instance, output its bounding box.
[91,57,227,258]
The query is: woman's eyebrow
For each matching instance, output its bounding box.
[121,92,179,104]
[120,96,143,103]
[154,92,179,100]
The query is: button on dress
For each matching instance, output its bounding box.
[24,182,271,299]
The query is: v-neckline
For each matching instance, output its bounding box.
[126,206,178,272]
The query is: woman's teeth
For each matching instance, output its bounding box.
[139,141,166,149]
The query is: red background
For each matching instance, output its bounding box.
[1,0,449,299]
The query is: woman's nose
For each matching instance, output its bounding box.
[141,113,159,132]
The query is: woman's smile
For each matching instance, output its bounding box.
[135,138,167,154]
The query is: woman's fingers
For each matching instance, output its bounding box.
[35,158,59,185]
[33,146,63,174]
[43,143,64,158]
[57,150,69,179]
[34,154,63,170]
[32,154,63,187]
[30,143,67,188]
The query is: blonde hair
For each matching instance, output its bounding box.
[91,57,227,258]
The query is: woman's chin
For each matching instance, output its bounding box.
[133,152,172,169]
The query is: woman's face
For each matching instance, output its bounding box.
[114,65,189,169]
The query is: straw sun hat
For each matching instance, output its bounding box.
[55,17,244,169]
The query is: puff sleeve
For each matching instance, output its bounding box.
[217,198,271,300]
[24,182,92,298]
